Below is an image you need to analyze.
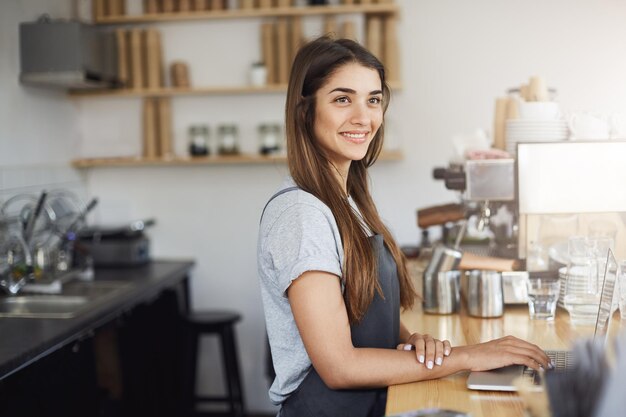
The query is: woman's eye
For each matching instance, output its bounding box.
[334,96,350,104]
[369,97,382,105]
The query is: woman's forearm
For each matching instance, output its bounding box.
[326,346,469,389]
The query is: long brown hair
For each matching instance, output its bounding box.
[285,36,416,324]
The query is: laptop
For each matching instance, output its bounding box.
[466,249,618,391]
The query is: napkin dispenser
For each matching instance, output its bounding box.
[77,220,154,267]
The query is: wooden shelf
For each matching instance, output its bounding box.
[69,81,402,98]
[71,150,404,168]
[69,84,288,98]
[95,4,399,25]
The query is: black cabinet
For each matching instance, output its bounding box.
[0,288,186,417]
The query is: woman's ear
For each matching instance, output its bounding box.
[297,95,311,118]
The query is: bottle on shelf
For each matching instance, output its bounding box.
[189,125,210,156]
[258,124,282,155]
[217,124,240,155]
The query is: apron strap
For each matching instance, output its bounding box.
[260,186,300,224]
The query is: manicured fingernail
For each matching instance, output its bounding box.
[444,349,450,356]
[427,360,434,369]
[418,355,424,363]
[549,362,555,370]
[403,344,412,351]
[435,357,442,366]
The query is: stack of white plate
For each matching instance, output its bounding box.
[505,120,569,156]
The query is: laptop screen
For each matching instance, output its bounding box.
[594,249,618,341]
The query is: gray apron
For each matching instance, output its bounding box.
[263,187,401,417]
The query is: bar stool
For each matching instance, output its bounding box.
[182,311,245,417]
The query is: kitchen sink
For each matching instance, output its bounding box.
[0,281,133,319]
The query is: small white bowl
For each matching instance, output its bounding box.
[518,101,561,120]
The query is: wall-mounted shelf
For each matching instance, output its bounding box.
[70,84,288,98]
[69,81,402,98]
[79,1,404,169]
[71,150,403,168]
[95,4,399,25]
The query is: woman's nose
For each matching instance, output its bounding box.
[350,103,371,125]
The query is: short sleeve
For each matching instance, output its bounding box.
[264,203,342,295]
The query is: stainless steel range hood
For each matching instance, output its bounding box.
[19,18,120,90]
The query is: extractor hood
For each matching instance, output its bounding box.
[19,17,120,90]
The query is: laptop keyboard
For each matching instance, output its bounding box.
[522,350,575,385]
[547,350,574,370]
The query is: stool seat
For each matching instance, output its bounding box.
[186,311,241,326]
[181,310,245,417]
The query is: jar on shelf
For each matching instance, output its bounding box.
[258,124,282,155]
[188,125,210,156]
[217,124,240,155]
[249,62,267,87]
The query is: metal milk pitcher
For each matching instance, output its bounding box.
[423,244,463,314]
[466,270,504,318]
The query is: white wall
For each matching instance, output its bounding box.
[4,0,626,414]
[0,0,79,171]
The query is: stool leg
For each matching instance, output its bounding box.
[181,325,199,417]
[220,324,245,417]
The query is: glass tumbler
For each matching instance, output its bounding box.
[563,236,601,325]
[619,261,626,321]
[526,278,560,320]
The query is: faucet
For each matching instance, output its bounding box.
[0,231,34,296]
[0,275,30,295]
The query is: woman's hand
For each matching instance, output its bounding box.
[397,333,451,369]
[454,335,552,372]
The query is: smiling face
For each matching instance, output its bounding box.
[313,63,384,177]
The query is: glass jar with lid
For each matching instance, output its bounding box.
[217,124,240,155]
[258,124,282,155]
[188,125,210,156]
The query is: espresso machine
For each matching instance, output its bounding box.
[427,158,518,259]
[420,158,525,313]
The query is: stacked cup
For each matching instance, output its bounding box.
[562,236,614,326]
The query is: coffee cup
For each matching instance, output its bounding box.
[518,101,561,120]
[568,112,610,140]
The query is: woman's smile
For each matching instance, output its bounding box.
[340,130,369,143]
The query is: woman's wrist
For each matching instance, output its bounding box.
[448,346,472,372]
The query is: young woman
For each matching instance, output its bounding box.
[257,36,550,417]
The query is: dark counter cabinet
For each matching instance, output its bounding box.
[0,260,194,417]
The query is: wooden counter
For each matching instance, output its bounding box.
[386,259,619,417]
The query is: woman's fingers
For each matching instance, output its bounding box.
[498,336,551,369]
[434,339,444,366]
[403,333,453,369]
[459,335,554,372]
[422,334,436,369]
[413,335,426,364]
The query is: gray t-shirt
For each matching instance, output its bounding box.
[257,178,347,405]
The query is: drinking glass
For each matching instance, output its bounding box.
[619,261,626,321]
[563,236,601,325]
[564,264,600,326]
[526,278,560,320]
